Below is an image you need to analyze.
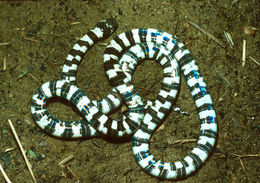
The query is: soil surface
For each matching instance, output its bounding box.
[0,0,259,183]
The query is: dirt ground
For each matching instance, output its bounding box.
[0,0,259,183]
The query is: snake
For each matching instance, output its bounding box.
[30,18,217,180]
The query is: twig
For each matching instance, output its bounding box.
[0,164,12,183]
[92,141,102,148]
[58,155,78,181]
[66,166,78,179]
[249,56,260,66]
[168,138,197,145]
[0,42,10,46]
[150,124,165,142]
[71,22,81,25]
[238,157,246,171]
[5,147,16,153]
[231,153,260,158]
[21,31,40,43]
[242,39,246,67]
[211,65,233,87]
[223,31,234,48]
[23,36,41,43]
[230,153,260,171]
[230,153,260,182]
[186,19,226,48]
[8,119,37,183]
[217,151,260,180]
[3,55,7,71]
[58,154,74,168]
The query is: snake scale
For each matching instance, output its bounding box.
[31,18,217,180]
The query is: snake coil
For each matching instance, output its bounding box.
[31,18,217,180]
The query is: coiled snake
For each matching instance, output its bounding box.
[31,18,217,180]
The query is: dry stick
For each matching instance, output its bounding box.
[238,157,246,170]
[211,65,233,87]
[71,22,81,25]
[21,32,40,43]
[66,166,78,180]
[231,153,260,171]
[157,138,197,148]
[23,37,41,43]
[0,164,12,183]
[223,31,234,48]
[249,56,260,66]
[235,157,249,182]
[186,19,226,48]
[58,154,74,168]
[3,55,7,71]
[5,147,16,153]
[231,153,260,182]
[231,153,260,158]
[8,119,37,183]
[168,138,197,145]
[0,42,10,46]
[58,155,78,180]
[242,39,246,67]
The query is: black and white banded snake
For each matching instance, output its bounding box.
[31,18,217,180]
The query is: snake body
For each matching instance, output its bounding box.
[31,18,217,180]
[31,19,178,138]
[104,28,217,179]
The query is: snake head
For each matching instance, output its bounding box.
[96,18,118,39]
